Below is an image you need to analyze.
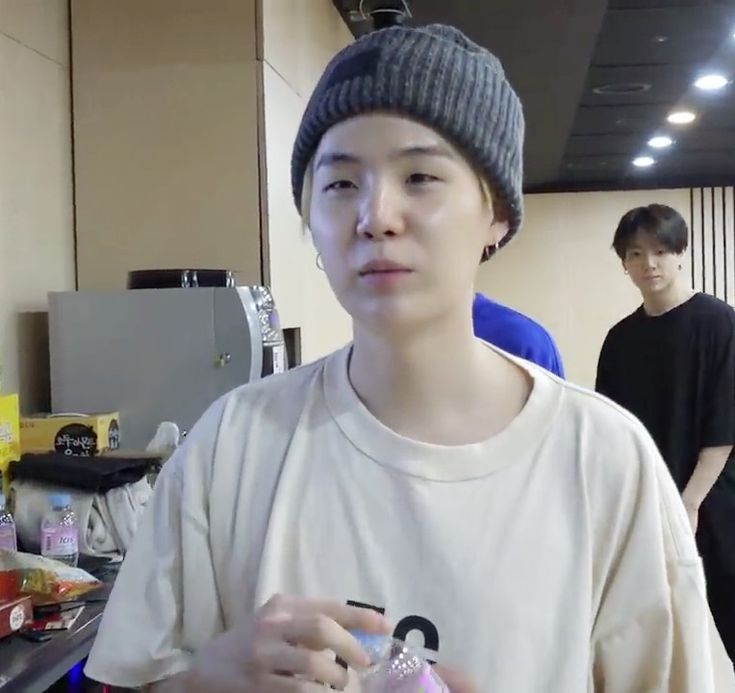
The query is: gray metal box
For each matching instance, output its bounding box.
[49,287,285,449]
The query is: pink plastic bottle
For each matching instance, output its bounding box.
[354,633,449,692]
[0,491,17,551]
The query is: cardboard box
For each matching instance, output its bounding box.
[21,412,120,456]
[0,394,21,489]
[0,595,33,641]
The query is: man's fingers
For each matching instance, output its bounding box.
[257,641,350,689]
[316,601,392,634]
[262,674,337,692]
[264,595,391,634]
[279,613,373,670]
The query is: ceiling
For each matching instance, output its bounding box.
[332,0,735,193]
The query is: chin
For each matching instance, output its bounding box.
[346,294,437,333]
[640,280,669,294]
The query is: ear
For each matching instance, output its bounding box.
[481,186,510,248]
[487,217,510,248]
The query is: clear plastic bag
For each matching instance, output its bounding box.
[0,550,100,604]
[354,632,449,692]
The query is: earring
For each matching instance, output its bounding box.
[315,253,325,271]
[482,242,499,262]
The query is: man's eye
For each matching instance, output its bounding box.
[323,180,356,192]
[407,173,440,185]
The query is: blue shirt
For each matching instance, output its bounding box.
[472,293,565,378]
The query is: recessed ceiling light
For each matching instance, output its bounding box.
[667,110,696,125]
[648,135,674,149]
[633,156,656,168]
[593,82,651,95]
[694,74,729,91]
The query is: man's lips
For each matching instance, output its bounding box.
[358,260,412,275]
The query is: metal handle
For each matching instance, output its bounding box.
[216,353,232,368]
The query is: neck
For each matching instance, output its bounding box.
[348,302,530,444]
[642,278,693,316]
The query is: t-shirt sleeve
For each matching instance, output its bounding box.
[546,335,565,379]
[701,313,735,448]
[515,323,565,378]
[595,333,614,398]
[591,428,717,692]
[84,401,226,688]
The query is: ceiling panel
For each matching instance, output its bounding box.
[333,0,735,192]
[583,65,695,106]
[594,6,732,65]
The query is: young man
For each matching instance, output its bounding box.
[86,27,715,691]
[472,293,565,377]
[596,203,735,664]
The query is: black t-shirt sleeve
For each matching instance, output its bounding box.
[701,312,735,448]
[595,332,615,398]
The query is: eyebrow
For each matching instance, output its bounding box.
[315,144,456,170]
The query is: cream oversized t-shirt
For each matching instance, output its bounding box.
[86,344,715,691]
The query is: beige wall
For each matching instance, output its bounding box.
[69,0,353,362]
[259,0,353,363]
[71,0,262,290]
[476,189,691,388]
[0,0,75,411]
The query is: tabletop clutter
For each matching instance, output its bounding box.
[0,381,177,643]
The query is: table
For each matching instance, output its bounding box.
[0,562,116,693]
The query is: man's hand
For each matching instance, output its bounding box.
[682,444,732,534]
[179,594,391,692]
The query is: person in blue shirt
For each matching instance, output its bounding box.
[472,292,565,377]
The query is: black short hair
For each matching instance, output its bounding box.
[612,204,689,260]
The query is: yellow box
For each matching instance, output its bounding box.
[20,412,120,456]
[0,394,21,491]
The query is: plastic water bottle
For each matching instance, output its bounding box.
[0,491,17,551]
[41,493,79,567]
[354,633,449,692]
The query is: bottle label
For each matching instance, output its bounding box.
[9,605,26,631]
[41,527,78,555]
[0,525,16,551]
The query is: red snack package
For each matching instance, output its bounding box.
[0,550,100,605]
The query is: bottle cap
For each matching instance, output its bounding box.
[351,631,392,665]
[49,493,71,509]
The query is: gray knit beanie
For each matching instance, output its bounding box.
[291,23,525,251]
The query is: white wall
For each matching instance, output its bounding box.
[0,0,75,410]
[476,189,691,388]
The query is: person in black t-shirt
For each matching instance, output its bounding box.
[596,203,735,664]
